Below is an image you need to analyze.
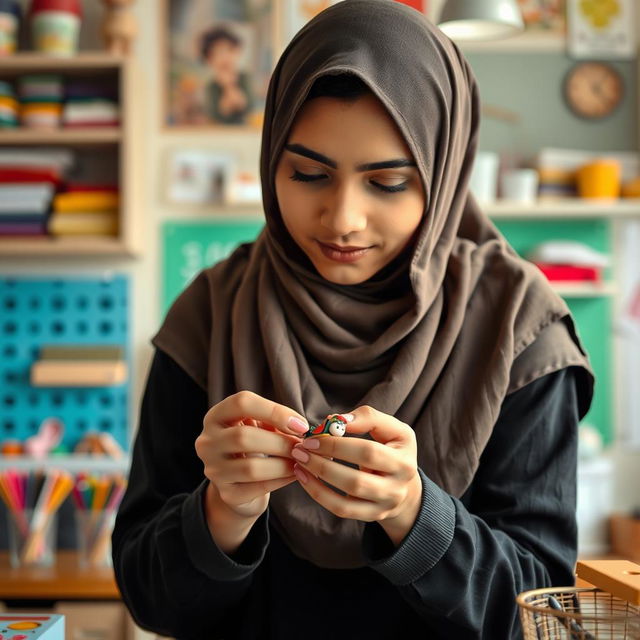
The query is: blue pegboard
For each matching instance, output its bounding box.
[0,275,129,451]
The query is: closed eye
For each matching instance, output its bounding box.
[290,170,408,194]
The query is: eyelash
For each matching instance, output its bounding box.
[289,170,408,193]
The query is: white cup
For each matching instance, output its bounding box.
[469,152,499,204]
[500,169,539,204]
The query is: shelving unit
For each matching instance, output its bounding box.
[460,30,565,53]
[486,199,640,219]
[0,53,143,257]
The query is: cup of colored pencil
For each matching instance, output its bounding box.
[72,472,126,568]
[0,468,73,567]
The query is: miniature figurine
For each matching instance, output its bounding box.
[305,413,348,438]
[100,0,137,56]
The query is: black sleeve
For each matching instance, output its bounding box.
[362,367,580,639]
[111,349,270,639]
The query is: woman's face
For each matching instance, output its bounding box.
[274,93,425,285]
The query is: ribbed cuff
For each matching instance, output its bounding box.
[363,468,455,586]
[181,480,270,581]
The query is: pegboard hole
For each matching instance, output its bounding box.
[51,393,64,407]
[76,419,88,431]
[99,295,114,310]
[28,393,39,406]
[3,345,16,358]
[50,320,65,335]
[4,371,17,384]
[3,395,15,407]
[76,321,89,334]
[75,392,88,405]
[28,297,41,310]
[28,321,41,334]
[99,419,113,431]
[98,321,113,335]
[2,420,15,432]
[99,394,113,407]
[76,296,89,310]
[51,295,66,311]
[3,321,17,334]
[3,296,16,310]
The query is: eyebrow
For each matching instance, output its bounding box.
[284,143,416,172]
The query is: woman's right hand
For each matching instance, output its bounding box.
[195,391,309,521]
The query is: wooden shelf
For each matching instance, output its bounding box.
[0,128,121,145]
[0,236,134,258]
[460,30,565,53]
[0,456,130,473]
[0,551,120,600]
[551,282,616,298]
[486,199,640,218]
[0,52,126,73]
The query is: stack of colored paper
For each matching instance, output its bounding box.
[49,187,119,237]
[18,74,64,129]
[0,148,74,237]
[0,80,18,128]
[30,343,127,386]
[62,81,119,128]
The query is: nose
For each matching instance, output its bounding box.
[320,182,367,236]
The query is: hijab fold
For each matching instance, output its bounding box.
[154,0,593,569]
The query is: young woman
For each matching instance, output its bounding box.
[113,2,593,638]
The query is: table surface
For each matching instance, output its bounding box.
[0,550,120,600]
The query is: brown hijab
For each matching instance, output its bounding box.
[154,0,593,568]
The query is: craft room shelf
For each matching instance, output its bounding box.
[0,456,130,473]
[460,30,565,53]
[486,199,640,218]
[0,53,143,258]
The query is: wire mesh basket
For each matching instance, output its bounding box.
[517,585,640,639]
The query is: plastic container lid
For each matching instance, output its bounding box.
[29,0,82,18]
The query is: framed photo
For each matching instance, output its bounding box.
[164,0,274,128]
[567,0,635,59]
[166,149,235,205]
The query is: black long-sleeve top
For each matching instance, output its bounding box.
[112,348,581,640]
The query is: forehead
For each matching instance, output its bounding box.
[286,94,412,161]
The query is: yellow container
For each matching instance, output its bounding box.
[576,159,621,199]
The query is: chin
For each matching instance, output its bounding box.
[314,264,371,285]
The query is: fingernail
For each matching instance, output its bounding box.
[287,416,309,434]
[291,447,310,463]
[294,464,308,484]
[342,413,355,422]
[302,438,320,449]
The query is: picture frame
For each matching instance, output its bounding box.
[163,0,275,129]
[567,0,635,60]
[166,149,235,205]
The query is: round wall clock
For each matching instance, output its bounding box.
[563,62,624,120]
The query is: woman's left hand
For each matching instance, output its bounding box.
[291,406,422,546]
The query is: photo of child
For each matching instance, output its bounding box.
[200,26,253,125]
[166,0,273,128]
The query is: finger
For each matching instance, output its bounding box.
[343,405,413,446]
[291,447,392,503]
[212,391,309,436]
[220,475,296,504]
[219,425,302,457]
[219,456,296,484]
[300,436,398,474]
[293,464,381,522]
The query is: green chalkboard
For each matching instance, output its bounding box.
[162,219,265,316]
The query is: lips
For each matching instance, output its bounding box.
[317,240,372,263]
